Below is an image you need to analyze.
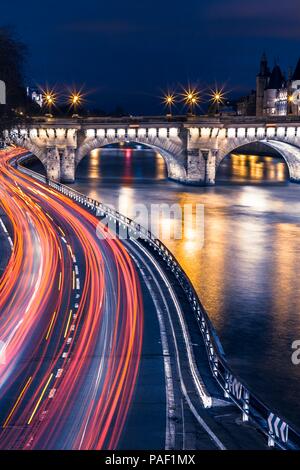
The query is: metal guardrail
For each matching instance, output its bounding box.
[13,154,300,451]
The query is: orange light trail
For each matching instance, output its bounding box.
[0,147,144,449]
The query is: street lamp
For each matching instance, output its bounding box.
[69,91,83,113]
[288,94,295,115]
[163,93,176,115]
[182,87,200,115]
[43,90,56,115]
[209,87,226,114]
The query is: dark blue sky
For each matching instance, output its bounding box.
[2,0,300,113]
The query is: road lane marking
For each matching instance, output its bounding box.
[64,309,73,338]
[48,388,56,399]
[58,272,62,291]
[128,251,176,450]
[58,226,66,237]
[3,376,32,428]
[45,311,57,340]
[0,217,8,234]
[67,244,73,258]
[27,373,53,425]
[55,369,63,378]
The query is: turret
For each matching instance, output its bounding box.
[256,53,270,116]
[290,58,300,116]
[264,64,286,115]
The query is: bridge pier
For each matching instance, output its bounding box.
[46,147,60,182]
[61,147,75,183]
[186,149,217,185]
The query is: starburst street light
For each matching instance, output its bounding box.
[163,92,176,115]
[209,86,227,114]
[287,94,295,114]
[182,87,200,115]
[42,89,57,114]
[69,91,83,110]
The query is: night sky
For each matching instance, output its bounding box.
[2,0,300,114]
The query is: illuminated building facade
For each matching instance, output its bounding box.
[256,54,300,117]
[26,87,43,107]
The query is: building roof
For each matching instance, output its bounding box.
[266,65,285,90]
[292,58,300,81]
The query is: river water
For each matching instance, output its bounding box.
[30,148,300,428]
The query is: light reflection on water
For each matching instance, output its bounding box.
[218,153,288,183]
[30,149,300,427]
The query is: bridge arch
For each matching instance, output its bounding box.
[8,134,47,172]
[76,136,187,182]
[216,139,300,183]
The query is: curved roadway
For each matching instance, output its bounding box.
[0,148,143,449]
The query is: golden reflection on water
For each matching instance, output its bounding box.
[225,154,287,182]
[155,152,167,180]
[77,149,295,324]
[271,223,300,325]
[88,149,101,178]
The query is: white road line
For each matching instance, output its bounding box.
[0,217,8,234]
[132,253,176,450]
[0,217,13,251]
[130,239,226,451]
[181,399,185,450]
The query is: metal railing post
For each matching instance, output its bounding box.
[242,389,250,422]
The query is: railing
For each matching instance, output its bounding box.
[14,154,300,451]
[20,114,300,127]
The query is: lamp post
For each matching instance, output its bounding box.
[163,93,176,116]
[182,87,200,115]
[288,94,294,115]
[43,90,56,116]
[69,92,82,114]
[210,88,226,115]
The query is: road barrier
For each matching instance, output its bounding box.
[14,153,300,450]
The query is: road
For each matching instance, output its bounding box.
[0,148,144,449]
[0,148,269,450]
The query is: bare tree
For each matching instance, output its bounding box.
[0,27,32,142]
[0,26,27,107]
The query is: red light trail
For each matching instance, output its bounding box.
[0,147,144,449]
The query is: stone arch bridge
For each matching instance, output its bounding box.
[7,116,300,184]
